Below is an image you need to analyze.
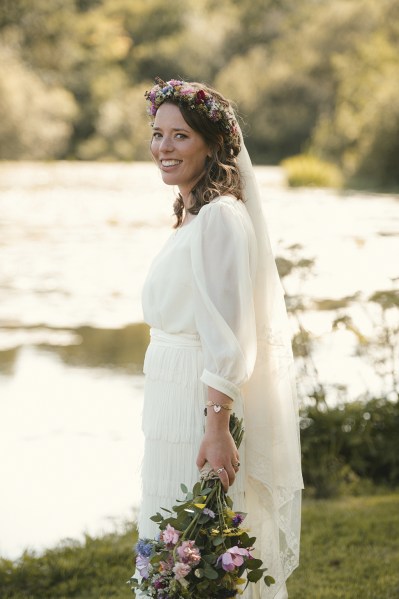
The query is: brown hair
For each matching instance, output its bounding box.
[159,83,243,228]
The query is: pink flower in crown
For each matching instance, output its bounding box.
[173,561,191,580]
[217,546,252,572]
[177,540,201,565]
[161,524,181,546]
[180,87,195,96]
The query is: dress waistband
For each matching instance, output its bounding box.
[149,327,201,348]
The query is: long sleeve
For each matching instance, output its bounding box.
[190,196,258,401]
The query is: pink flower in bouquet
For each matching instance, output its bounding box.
[217,546,252,572]
[177,540,201,565]
[161,524,180,546]
[173,561,191,580]
[159,556,174,572]
[136,554,151,579]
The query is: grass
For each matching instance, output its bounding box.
[1,494,398,598]
[287,494,399,598]
[0,526,136,599]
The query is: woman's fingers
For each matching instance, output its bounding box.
[216,467,231,493]
[216,464,235,491]
[232,455,240,471]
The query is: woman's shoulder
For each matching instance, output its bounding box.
[199,195,243,219]
[194,195,251,237]
[209,194,240,207]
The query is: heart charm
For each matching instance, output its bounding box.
[213,404,221,413]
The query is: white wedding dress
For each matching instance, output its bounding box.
[138,195,291,599]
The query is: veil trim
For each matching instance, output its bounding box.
[237,131,304,597]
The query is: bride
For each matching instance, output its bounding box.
[137,78,303,598]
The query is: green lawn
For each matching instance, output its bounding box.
[287,494,399,598]
[1,494,398,598]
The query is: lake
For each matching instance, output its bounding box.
[0,161,398,559]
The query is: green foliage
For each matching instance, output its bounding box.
[310,25,399,187]
[0,0,398,185]
[281,154,343,188]
[301,397,399,498]
[0,48,77,159]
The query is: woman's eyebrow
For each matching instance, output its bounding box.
[153,126,190,133]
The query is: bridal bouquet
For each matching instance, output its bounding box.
[128,415,274,598]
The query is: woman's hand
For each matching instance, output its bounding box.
[196,387,239,493]
[196,428,239,492]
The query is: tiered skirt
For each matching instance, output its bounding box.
[137,327,246,541]
[136,328,290,599]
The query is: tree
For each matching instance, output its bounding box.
[0,48,77,159]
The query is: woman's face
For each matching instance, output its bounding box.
[150,103,211,199]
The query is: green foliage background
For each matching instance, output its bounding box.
[1,0,398,186]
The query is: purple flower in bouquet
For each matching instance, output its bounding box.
[172,561,191,580]
[217,546,252,572]
[135,539,153,558]
[136,554,151,579]
[161,523,180,546]
[177,540,201,565]
[203,507,215,518]
[153,577,166,590]
[232,513,244,527]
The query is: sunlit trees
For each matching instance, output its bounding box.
[0,48,77,159]
[311,29,399,186]
[0,0,398,184]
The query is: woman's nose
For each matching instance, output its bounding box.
[159,135,173,152]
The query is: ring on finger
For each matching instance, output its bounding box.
[216,467,225,475]
[233,461,240,468]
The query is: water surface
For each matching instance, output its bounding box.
[0,161,398,558]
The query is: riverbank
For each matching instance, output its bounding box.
[1,493,398,598]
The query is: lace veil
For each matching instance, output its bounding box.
[237,132,304,597]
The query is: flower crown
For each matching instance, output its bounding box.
[144,78,240,147]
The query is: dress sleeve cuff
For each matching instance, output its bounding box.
[200,369,241,402]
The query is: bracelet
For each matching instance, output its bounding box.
[205,400,233,414]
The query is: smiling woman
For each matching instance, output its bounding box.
[146,80,243,229]
[135,79,303,598]
[151,103,211,205]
